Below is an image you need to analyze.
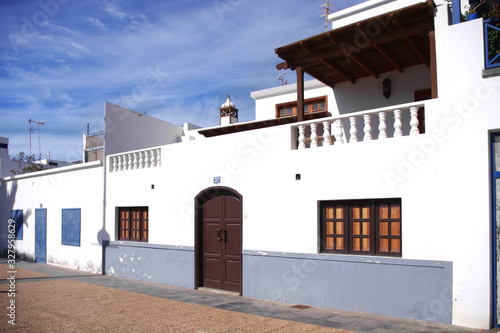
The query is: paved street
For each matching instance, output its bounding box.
[0,258,491,332]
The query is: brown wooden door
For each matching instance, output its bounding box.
[202,193,242,292]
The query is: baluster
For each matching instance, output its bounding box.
[134,152,140,169]
[139,151,144,169]
[128,153,133,170]
[378,111,387,139]
[363,114,372,141]
[334,119,344,144]
[410,106,420,135]
[349,116,358,143]
[119,155,124,171]
[144,150,150,168]
[298,125,306,149]
[322,121,331,146]
[156,148,161,166]
[152,149,157,167]
[393,109,403,137]
[310,123,318,148]
[112,156,118,172]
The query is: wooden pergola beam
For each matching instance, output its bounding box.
[356,22,404,73]
[276,19,432,70]
[321,59,356,84]
[391,13,430,67]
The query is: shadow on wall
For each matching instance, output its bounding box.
[0,181,32,257]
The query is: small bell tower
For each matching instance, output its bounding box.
[219,95,238,126]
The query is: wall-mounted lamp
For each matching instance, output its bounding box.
[382,78,391,99]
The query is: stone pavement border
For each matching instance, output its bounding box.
[0,258,493,333]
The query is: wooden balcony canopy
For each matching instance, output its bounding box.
[275,0,436,88]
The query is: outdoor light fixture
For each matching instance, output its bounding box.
[382,78,391,99]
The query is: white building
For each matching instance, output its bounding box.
[1,0,500,329]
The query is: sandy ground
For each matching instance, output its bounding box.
[0,265,352,333]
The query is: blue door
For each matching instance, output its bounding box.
[35,208,47,264]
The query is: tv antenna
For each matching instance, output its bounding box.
[29,118,44,160]
[277,72,287,86]
[321,0,335,32]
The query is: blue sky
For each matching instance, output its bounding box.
[1,0,367,161]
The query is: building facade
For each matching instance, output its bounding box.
[1,0,500,329]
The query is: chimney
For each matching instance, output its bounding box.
[219,95,238,126]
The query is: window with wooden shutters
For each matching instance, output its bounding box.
[118,207,148,242]
[320,199,401,257]
[276,96,327,118]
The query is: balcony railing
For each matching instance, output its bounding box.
[292,102,424,149]
[109,148,161,172]
[485,18,500,69]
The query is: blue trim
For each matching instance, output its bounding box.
[491,133,500,327]
[452,0,461,25]
[485,19,500,69]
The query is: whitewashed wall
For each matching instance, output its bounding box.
[0,162,104,273]
[105,102,183,155]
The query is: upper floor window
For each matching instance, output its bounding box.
[276,96,327,118]
[319,199,401,257]
[118,207,148,242]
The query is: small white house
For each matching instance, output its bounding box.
[1,0,500,329]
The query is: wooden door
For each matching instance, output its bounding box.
[202,193,242,292]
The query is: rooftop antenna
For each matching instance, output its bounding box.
[277,72,287,86]
[321,0,334,32]
[29,118,45,160]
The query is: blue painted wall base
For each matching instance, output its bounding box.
[103,241,194,289]
[243,250,452,324]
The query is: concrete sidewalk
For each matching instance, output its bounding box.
[0,258,492,332]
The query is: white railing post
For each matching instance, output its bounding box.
[139,151,144,169]
[322,120,331,146]
[145,150,151,168]
[393,109,403,137]
[349,116,358,143]
[378,111,387,139]
[363,114,372,141]
[134,152,140,169]
[111,156,118,172]
[334,119,344,144]
[410,106,420,135]
[127,153,133,170]
[298,125,306,149]
[156,148,161,166]
[310,123,318,148]
[119,155,124,171]
[152,150,157,167]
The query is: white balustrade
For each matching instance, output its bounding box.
[409,106,420,135]
[378,111,387,139]
[334,119,344,144]
[292,102,425,150]
[109,148,162,172]
[363,114,372,141]
[156,148,161,167]
[394,109,403,137]
[298,125,306,149]
[310,123,318,148]
[349,116,358,143]
[322,120,332,146]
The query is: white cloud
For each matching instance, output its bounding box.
[103,3,127,20]
[86,17,108,31]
